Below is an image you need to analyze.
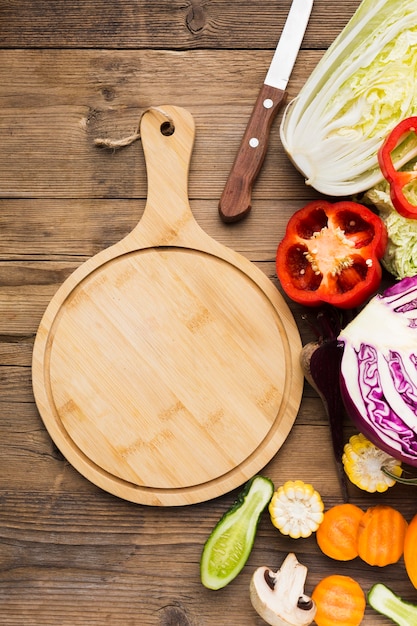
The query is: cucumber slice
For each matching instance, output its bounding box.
[368,583,417,626]
[200,475,274,590]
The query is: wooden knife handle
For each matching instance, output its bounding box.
[218,83,287,223]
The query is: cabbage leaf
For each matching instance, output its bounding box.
[280,0,417,196]
[364,160,417,279]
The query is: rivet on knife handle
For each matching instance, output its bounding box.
[218,84,287,223]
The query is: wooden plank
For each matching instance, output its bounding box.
[0,0,361,49]
[0,199,316,261]
[0,49,321,200]
[0,341,33,366]
[1,367,33,403]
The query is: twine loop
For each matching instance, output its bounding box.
[94,106,175,150]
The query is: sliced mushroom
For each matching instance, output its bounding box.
[250,553,316,626]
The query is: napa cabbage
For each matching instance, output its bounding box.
[280,0,417,196]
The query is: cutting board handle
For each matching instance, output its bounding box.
[131,105,200,246]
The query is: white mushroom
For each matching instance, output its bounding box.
[250,553,316,626]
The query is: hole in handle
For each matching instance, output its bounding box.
[161,121,175,136]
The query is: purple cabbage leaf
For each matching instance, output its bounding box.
[339,276,417,465]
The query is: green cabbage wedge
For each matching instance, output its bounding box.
[280,0,417,196]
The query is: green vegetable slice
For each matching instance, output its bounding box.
[200,475,274,590]
[368,583,417,626]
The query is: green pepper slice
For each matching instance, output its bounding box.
[200,475,274,590]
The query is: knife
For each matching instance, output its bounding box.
[218,0,314,222]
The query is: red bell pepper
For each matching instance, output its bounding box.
[378,116,417,219]
[276,200,387,309]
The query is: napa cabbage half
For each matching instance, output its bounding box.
[280,0,417,196]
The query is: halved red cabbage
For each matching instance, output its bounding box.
[339,276,417,466]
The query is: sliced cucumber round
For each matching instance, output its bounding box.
[200,475,274,590]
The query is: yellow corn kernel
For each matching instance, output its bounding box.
[269,480,324,539]
[342,432,402,493]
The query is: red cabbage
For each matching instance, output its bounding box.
[339,276,417,466]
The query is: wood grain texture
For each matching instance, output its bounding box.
[1,0,415,623]
[0,49,321,200]
[31,106,303,505]
[0,1,359,49]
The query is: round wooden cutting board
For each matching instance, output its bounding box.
[32,106,303,506]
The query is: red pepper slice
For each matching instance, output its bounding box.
[276,200,387,309]
[378,116,417,219]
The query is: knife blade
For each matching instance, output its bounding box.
[218,0,314,222]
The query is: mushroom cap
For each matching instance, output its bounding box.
[250,554,316,626]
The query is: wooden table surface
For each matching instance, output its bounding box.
[1,1,417,624]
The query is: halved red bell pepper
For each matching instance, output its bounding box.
[378,116,417,219]
[276,200,387,309]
